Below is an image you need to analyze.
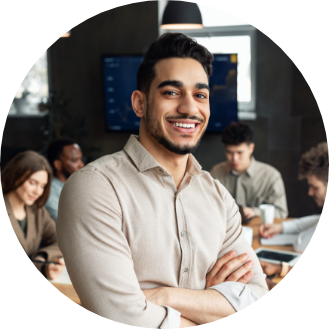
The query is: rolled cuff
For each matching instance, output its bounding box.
[293,225,317,253]
[207,282,259,311]
[282,220,299,234]
[160,305,181,329]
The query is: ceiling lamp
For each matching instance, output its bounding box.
[161,1,203,30]
[61,31,71,38]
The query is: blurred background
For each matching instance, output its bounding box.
[1,0,326,217]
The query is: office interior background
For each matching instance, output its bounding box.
[1,1,326,217]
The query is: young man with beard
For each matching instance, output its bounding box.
[45,138,84,220]
[260,142,327,288]
[57,33,268,328]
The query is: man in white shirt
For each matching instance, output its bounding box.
[259,142,327,282]
[57,33,268,328]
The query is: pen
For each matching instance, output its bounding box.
[32,259,61,265]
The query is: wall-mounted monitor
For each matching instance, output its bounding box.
[102,54,237,132]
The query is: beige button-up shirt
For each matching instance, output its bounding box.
[210,157,288,218]
[57,136,267,328]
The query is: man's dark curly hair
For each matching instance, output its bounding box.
[221,122,253,145]
[299,142,328,183]
[47,137,75,171]
[137,33,213,96]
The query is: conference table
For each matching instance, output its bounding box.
[51,217,296,304]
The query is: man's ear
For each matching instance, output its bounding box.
[249,143,255,154]
[53,159,62,172]
[131,90,146,118]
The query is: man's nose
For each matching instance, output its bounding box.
[177,93,198,117]
[308,187,314,196]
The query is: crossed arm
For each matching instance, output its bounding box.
[143,250,255,326]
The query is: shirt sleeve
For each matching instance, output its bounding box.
[293,225,317,252]
[282,215,320,234]
[207,282,259,311]
[252,207,261,217]
[45,196,59,221]
[212,181,268,308]
[37,207,62,261]
[264,175,288,218]
[56,169,181,329]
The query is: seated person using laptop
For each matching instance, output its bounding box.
[260,142,327,285]
[210,122,288,221]
[2,151,64,279]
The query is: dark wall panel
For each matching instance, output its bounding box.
[1,3,326,217]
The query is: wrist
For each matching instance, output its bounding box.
[280,262,289,277]
[276,264,282,275]
[278,223,284,234]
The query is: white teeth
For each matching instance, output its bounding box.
[171,122,196,128]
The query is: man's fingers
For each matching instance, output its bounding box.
[226,260,254,282]
[212,253,250,283]
[207,251,236,279]
[238,271,253,284]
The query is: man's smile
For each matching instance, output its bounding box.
[167,119,202,134]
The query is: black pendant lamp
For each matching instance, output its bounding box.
[61,30,71,38]
[161,1,203,30]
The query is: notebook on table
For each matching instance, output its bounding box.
[260,234,298,246]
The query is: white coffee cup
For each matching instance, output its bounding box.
[259,204,275,225]
[242,226,253,245]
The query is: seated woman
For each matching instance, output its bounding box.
[2,151,64,279]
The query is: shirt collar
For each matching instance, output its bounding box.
[245,156,257,177]
[123,135,202,176]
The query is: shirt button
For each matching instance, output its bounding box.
[181,231,186,237]
[183,268,188,273]
[159,169,164,174]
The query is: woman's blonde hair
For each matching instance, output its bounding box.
[1,151,53,207]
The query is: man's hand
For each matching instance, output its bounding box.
[205,250,254,289]
[259,223,283,239]
[45,258,65,280]
[265,278,277,291]
[259,261,281,276]
[243,207,255,220]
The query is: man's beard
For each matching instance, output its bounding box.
[62,168,72,180]
[145,103,206,155]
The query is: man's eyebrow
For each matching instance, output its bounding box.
[157,80,183,89]
[157,80,210,91]
[195,83,210,91]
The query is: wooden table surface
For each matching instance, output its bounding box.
[52,216,295,303]
[51,282,80,304]
[247,216,297,283]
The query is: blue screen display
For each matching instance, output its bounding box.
[102,54,237,132]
